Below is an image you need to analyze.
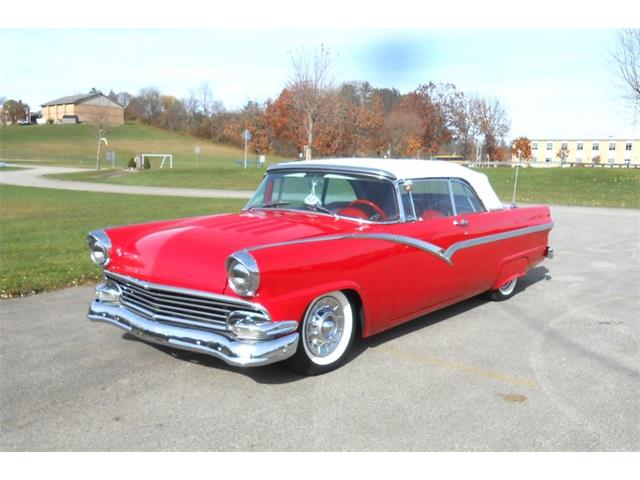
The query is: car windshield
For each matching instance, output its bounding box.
[245,171,400,222]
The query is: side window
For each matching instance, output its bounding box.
[411,179,454,219]
[450,180,485,214]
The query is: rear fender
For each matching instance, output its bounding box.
[493,256,528,290]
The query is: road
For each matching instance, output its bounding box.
[0,164,254,199]
[1,205,638,451]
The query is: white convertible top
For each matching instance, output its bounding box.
[269,158,505,211]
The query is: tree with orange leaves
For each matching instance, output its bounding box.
[511,137,532,161]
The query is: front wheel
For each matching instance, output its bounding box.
[489,277,518,301]
[286,291,355,376]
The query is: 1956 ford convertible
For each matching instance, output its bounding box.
[87,158,553,375]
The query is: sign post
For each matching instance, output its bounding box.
[242,129,251,169]
[194,145,201,167]
[105,150,116,169]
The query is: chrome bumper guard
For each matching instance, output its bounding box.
[88,300,299,367]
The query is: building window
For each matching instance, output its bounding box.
[626,142,633,151]
[576,157,582,163]
[608,158,615,164]
[546,142,553,151]
[609,143,616,151]
[592,142,599,151]
[561,142,568,149]
[625,158,631,165]
[545,157,552,163]
[532,142,538,150]
[577,142,584,151]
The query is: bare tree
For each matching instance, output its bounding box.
[198,82,222,118]
[85,97,114,169]
[288,44,334,158]
[611,29,640,105]
[446,91,482,160]
[476,97,510,160]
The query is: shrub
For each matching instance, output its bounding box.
[127,157,136,169]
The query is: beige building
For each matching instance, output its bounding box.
[515,139,640,167]
[41,92,124,126]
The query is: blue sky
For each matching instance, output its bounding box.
[1,28,636,139]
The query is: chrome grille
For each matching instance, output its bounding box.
[106,273,266,332]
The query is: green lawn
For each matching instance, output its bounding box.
[49,165,268,191]
[50,163,640,208]
[475,167,640,208]
[0,185,246,298]
[0,122,287,168]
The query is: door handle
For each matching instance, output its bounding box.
[453,218,469,227]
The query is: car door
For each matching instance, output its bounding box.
[387,178,469,324]
[445,178,497,297]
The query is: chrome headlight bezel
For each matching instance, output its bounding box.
[225,250,260,297]
[87,229,112,268]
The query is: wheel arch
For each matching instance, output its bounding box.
[342,288,365,339]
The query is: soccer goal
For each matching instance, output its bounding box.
[140,153,173,169]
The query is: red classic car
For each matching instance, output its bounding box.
[87,159,553,375]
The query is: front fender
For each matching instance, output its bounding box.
[238,238,401,337]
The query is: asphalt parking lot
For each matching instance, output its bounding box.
[1,205,638,451]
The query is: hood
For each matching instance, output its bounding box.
[104,210,361,293]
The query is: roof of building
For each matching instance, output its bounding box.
[41,92,122,107]
[269,158,505,211]
[530,139,637,142]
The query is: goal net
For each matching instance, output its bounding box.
[140,153,173,169]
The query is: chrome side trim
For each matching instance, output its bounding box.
[245,222,554,266]
[104,270,269,318]
[443,222,554,259]
[245,233,449,264]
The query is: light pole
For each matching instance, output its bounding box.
[242,129,251,169]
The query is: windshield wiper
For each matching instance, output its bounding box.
[248,200,290,210]
[302,202,338,219]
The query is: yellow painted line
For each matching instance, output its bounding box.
[377,345,537,388]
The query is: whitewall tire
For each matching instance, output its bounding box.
[490,277,518,301]
[287,291,356,375]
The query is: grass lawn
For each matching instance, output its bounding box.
[0,185,246,298]
[49,165,268,191]
[50,163,640,208]
[475,167,640,208]
[0,122,288,168]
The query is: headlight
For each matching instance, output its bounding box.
[87,230,112,268]
[226,251,260,297]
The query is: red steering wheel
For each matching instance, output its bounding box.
[347,199,386,220]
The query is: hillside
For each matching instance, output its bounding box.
[0,122,284,168]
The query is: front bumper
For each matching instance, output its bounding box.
[88,301,299,367]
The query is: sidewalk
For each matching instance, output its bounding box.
[0,164,254,199]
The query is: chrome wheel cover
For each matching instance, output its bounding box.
[304,297,344,357]
[498,278,517,296]
[302,292,353,366]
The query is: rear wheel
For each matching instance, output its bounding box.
[287,291,355,376]
[489,277,518,301]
